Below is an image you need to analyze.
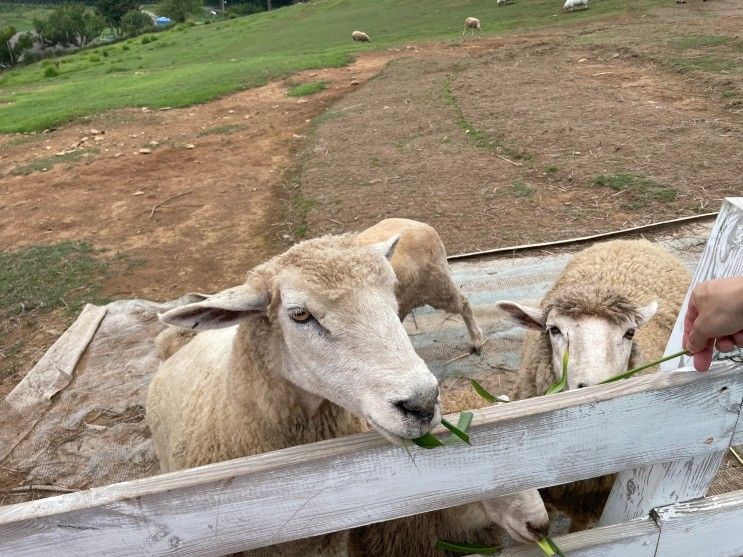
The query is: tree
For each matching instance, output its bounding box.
[33,4,105,47]
[120,10,153,38]
[159,0,203,23]
[1,25,17,67]
[96,0,141,35]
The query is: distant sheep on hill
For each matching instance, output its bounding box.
[563,0,588,11]
[463,17,481,35]
[352,30,371,42]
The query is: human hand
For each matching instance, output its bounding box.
[683,277,743,371]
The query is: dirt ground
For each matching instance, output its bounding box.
[0,52,396,397]
[297,7,742,252]
[1,2,741,397]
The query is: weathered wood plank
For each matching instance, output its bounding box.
[599,451,727,526]
[661,197,743,368]
[0,304,107,461]
[653,489,743,557]
[491,518,659,557]
[0,362,740,557]
[601,197,743,527]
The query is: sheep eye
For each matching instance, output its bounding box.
[289,309,313,323]
[624,328,636,340]
[548,325,562,336]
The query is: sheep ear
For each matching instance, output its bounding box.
[637,301,658,327]
[496,301,545,330]
[369,233,401,261]
[159,282,269,330]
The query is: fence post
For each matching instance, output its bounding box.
[600,197,743,527]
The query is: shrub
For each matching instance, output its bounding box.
[141,36,151,44]
[89,54,101,62]
[120,10,154,38]
[43,66,59,77]
[33,4,105,47]
[160,0,203,23]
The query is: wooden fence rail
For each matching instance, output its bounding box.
[0,360,741,557]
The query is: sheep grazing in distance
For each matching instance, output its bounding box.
[355,218,484,352]
[495,239,690,531]
[463,17,481,35]
[352,30,371,42]
[147,233,443,556]
[563,0,588,11]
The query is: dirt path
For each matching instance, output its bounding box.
[0,52,395,299]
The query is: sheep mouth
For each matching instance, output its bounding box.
[366,417,408,447]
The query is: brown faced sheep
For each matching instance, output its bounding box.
[495,239,690,531]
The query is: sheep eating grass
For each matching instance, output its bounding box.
[147,233,442,555]
[496,239,690,531]
[352,30,371,42]
[463,17,481,35]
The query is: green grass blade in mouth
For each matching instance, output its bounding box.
[411,432,445,448]
[441,412,472,445]
[536,538,555,556]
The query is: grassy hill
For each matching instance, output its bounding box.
[0,4,52,32]
[0,0,664,133]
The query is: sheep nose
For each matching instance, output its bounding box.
[395,388,439,422]
[527,520,550,539]
[577,382,588,389]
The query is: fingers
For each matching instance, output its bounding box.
[683,296,701,353]
[716,336,736,352]
[692,339,715,372]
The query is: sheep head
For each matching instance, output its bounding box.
[159,233,441,444]
[496,286,658,389]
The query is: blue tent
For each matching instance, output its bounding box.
[154,16,173,27]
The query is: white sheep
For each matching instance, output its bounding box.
[355,218,484,352]
[563,0,588,11]
[495,239,690,531]
[352,30,371,42]
[463,17,481,35]
[147,233,442,556]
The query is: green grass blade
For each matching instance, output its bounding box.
[547,537,567,557]
[435,540,501,554]
[546,346,569,395]
[411,432,445,448]
[471,379,510,403]
[599,350,689,384]
[441,412,472,445]
[536,538,556,556]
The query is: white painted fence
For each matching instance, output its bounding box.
[0,198,741,557]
